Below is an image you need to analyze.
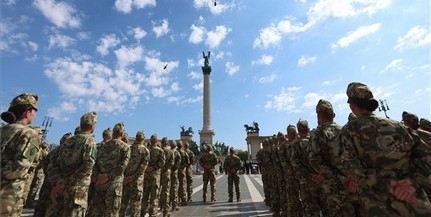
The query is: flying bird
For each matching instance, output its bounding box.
[213,0,217,6]
[163,64,168,70]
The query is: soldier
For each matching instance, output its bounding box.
[0,93,40,217]
[256,139,269,204]
[169,140,181,211]
[87,122,130,217]
[74,126,81,135]
[199,144,218,202]
[159,137,174,217]
[177,140,189,206]
[268,135,281,216]
[141,134,165,217]
[98,127,112,146]
[339,82,431,216]
[224,147,242,202]
[419,118,431,132]
[46,111,98,217]
[34,132,72,217]
[284,126,300,217]
[120,130,149,217]
[184,142,195,202]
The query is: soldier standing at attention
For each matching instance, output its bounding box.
[256,140,269,204]
[0,93,40,217]
[46,111,98,217]
[87,122,130,217]
[184,142,195,202]
[224,147,242,202]
[177,140,189,206]
[159,137,174,217]
[141,134,165,217]
[199,144,218,202]
[169,140,181,211]
[120,130,149,217]
[98,127,112,146]
[285,126,300,217]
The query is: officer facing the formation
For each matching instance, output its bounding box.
[338,82,431,216]
[87,122,130,217]
[46,111,98,217]
[0,93,40,217]
[120,130,149,217]
[223,147,242,202]
[199,144,219,202]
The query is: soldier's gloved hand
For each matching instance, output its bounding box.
[53,179,65,193]
[344,176,358,193]
[311,174,323,185]
[389,179,417,204]
[96,174,109,186]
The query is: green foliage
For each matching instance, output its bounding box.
[191,141,200,156]
[236,150,249,162]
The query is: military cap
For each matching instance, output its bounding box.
[402,111,419,127]
[346,82,374,102]
[136,130,145,139]
[113,122,125,134]
[102,127,112,137]
[296,118,309,131]
[229,147,235,154]
[348,112,356,122]
[60,132,72,145]
[162,137,168,142]
[286,124,297,134]
[316,99,334,116]
[170,140,177,148]
[150,134,158,141]
[74,126,81,135]
[420,118,431,132]
[277,132,285,139]
[176,140,183,148]
[80,111,97,126]
[10,93,38,111]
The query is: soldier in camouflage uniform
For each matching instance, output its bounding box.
[169,140,181,211]
[159,137,174,217]
[419,118,431,132]
[339,82,431,216]
[177,140,189,206]
[141,134,166,217]
[46,111,98,217]
[33,132,72,217]
[25,137,49,208]
[184,142,195,202]
[268,136,281,215]
[0,93,40,217]
[284,126,300,217]
[256,139,270,205]
[262,138,274,207]
[120,130,149,217]
[87,122,130,217]
[98,127,112,146]
[224,147,242,202]
[199,144,218,202]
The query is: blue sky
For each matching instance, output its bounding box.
[1,0,430,150]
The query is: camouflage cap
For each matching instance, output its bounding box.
[80,111,97,126]
[10,93,38,110]
[113,122,125,134]
[346,82,374,102]
[402,111,419,126]
[277,131,285,139]
[286,124,297,134]
[74,126,81,135]
[316,99,334,115]
[229,147,235,154]
[348,112,357,122]
[136,130,145,139]
[150,134,158,141]
[420,118,431,131]
[102,127,112,137]
[296,118,309,131]
[60,132,72,145]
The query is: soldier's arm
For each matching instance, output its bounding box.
[73,137,97,180]
[409,129,431,188]
[154,149,166,170]
[132,147,150,180]
[112,145,130,178]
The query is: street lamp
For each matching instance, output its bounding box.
[41,116,53,141]
[378,99,390,119]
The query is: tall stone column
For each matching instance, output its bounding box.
[199,51,215,146]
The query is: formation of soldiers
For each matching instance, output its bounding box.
[256,82,431,217]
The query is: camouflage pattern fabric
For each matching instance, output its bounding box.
[224,151,242,201]
[177,147,189,205]
[185,148,195,202]
[159,144,174,215]
[199,149,218,201]
[169,145,182,210]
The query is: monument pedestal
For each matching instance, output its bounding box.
[246,132,260,162]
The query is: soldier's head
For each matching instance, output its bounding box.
[176,140,184,149]
[161,137,169,147]
[31,126,43,142]
[229,147,235,155]
[402,111,419,130]
[206,144,213,152]
[346,82,379,115]
[135,130,145,143]
[150,134,158,146]
[348,112,357,123]
[277,132,285,142]
[420,118,431,132]
[59,132,72,145]
[296,118,309,135]
[286,124,298,141]
[184,141,190,149]
[80,111,97,133]
[112,122,125,139]
[122,133,129,143]
[170,140,177,149]
[74,126,81,135]
[102,127,112,141]
[1,93,38,124]
[316,99,335,124]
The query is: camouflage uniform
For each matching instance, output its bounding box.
[184,142,195,202]
[277,133,289,217]
[0,93,40,217]
[285,126,301,217]
[263,139,274,207]
[256,140,270,204]
[25,140,49,208]
[177,141,189,206]
[141,134,166,217]
[159,137,174,217]
[87,122,130,217]
[46,112,98,217]
[224,148,242,202]
[199,145,218,202]
[269,137,281,215]
[120,131,149,217]
[419,118,431,132]
[169,140,181,211]
[339,82,431,217]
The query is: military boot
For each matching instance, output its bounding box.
[228,198,233,202]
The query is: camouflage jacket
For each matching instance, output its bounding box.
[290,135,313,181]
[147,145,165,173]
[185,149,195,166]
[199,151,218,170]
[171,149,181,171]
[224,154,241,174]
[162,146,174,171]
[256,148,265,168]
[123,142,149,181]
[178,149,189,169]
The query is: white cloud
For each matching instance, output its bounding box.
[331,23,381,50]
[205,25,231,48]
[47,101,77,121]
[253,26,282,49]
[114,45,144,68]
[143,55,179,87]
[297,55,316,67]
[188,71,202,80]
[258,74,277,83]
[129,27,147,41]
[381,58,404,73]
[225,62,240,76]
[152,19,170,38]
[301,92,322,109]
[189,24,205,44]
[114,0,156,14]
[33,0,81,29]
[96,34,120,56]
[252,55,273,65]
[48,33,75,49]
[28,41,39,51]
[394,26,431,51]
[193,0,230,15]
[264,87,300,112]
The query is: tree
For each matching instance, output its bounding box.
[236,150,249,162]
[190,141,200,156]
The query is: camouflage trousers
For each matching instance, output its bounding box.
[33,178,52,217]
[186,166,193,201]
[120,177,144,217]
[177,167,187,204]
[299,181,321,217]
[287,176,302,217]
[169,169,179,209]
[270,170,280,213]
[141,171,161,217]
[261,168,271,204]
[202,168,216,201]
[320,178,356,217]
[159,169,171,212]
[227,173,240,200]
[0,178,27,217]
[46,184,89,217]
[25,167,44,207]
[87,183,122,217]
